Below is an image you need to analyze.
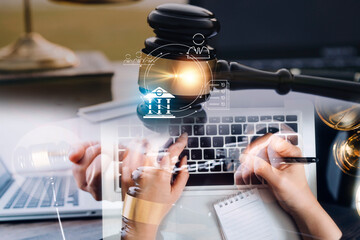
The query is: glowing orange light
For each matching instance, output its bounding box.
[177,68,201,87]
[157,66,205,95]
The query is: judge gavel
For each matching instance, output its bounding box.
[137,3,360,119]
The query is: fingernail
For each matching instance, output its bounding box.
[242,166,250,177]
[171,156,178,164]
[68,148,75,159]
[181,132,188,138]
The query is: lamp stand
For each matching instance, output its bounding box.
[0,0,79,72]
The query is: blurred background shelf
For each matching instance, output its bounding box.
[0,0,185,61]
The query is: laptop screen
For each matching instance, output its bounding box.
[190,0,360,60]
[0,160,12,193]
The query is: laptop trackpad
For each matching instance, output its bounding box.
[157,189,300,240]
[158,192,224,240]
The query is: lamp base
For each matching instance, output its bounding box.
[0,32,79,72]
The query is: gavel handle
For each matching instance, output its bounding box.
[215,60,360,103]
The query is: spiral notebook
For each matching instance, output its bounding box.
[213,188,276,240]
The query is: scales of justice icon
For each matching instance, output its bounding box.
[143,87,175,119]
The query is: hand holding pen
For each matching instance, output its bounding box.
[171,157,318,174]
[234,133,341,240]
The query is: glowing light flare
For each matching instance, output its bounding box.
[166,68,203,89]
[144,64,210,96]
[146,69,176,83]
[166,71,198,83]
[179,69,199,86]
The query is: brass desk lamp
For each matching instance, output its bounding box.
[0,0,140,72]
[0,0,79,71]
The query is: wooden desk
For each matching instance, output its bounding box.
[0,62,137,239]
[1,63,359,239]
[0,218,102,240]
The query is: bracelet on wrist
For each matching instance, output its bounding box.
[122,194,168,225]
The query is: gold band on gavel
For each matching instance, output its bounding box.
[138,52,216,96]
[122,194,169,225]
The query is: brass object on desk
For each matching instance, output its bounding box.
[0,33,79,72]
[0,0,79,72]
[316,97,360,176]
[333,131,360,177]
[315,98,360,131]
[0,0,141,72]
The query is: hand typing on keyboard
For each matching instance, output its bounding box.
[69,134,189,240]
[68,141,107,201]
[120,133,189,240]
[235,133,342,240]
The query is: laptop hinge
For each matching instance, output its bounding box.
[0,179,15,199]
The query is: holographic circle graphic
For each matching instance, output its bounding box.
[140,43,214,116]
[10,125,81,197]
[192,33,205,46]
[12,125,80,175]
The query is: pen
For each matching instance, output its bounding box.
[172,157,318,173]
[273,157,319,164]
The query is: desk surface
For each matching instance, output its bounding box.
[0,204,358,239]
[0,62,136,239]
[1,62,359,239]
[0,218,102,240]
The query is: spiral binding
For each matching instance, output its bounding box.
[215,188,255,208]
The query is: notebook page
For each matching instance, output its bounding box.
[214,189,276,240]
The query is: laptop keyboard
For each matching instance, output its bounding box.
[116,113,300,190]
[3,176,79,210]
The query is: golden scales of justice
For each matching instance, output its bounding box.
[0,0,139,72]
[316,98,360,176]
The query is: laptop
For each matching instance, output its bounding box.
[0,159,102,221]
[100,88,317,239]
[191,0,360,78]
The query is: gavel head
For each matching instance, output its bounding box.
[138,3,220,118]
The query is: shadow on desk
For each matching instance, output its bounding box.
[0,204,358,239]
[0,217,102,240]
[322,203,360,239]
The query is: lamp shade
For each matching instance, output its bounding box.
[49,0,140,4]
